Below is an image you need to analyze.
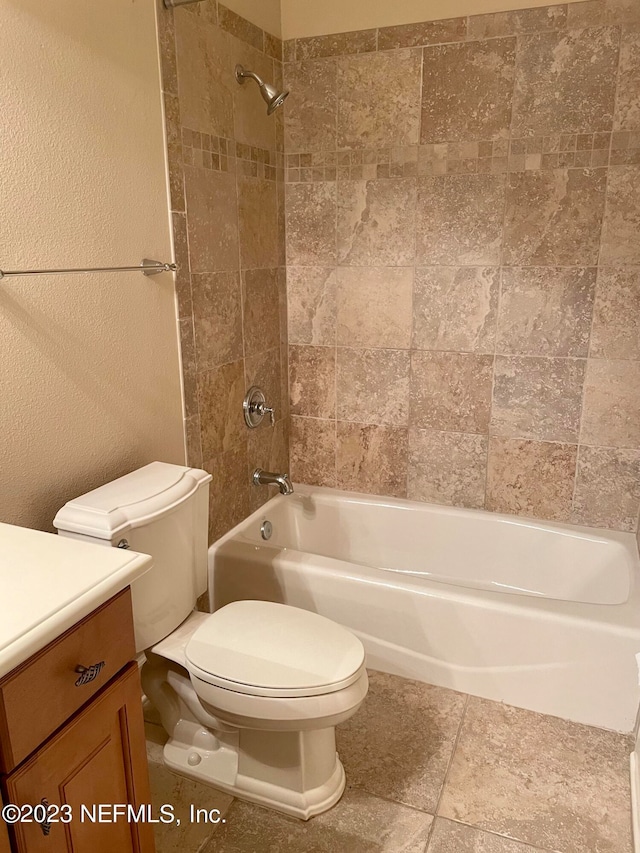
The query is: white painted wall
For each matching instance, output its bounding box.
[225,0,282,36]
[281,0,586,39]
[0,0,185,531]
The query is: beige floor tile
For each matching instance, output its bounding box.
[427,817,549,852]
[438,697,632,853]
[337,671,467,812]
[148,750,234,853]
[203,788,434,852]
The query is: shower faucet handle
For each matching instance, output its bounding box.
[243,386,276,428]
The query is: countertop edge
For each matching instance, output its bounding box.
[0,552,151,680]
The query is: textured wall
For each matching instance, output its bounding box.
[158,0,288,544]
[281,0,588,39]
[284,0,640,532]
[0,0,185,532]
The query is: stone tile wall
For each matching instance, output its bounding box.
[284,0,640,531]
[158,0,288,546]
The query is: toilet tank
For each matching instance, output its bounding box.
[53,462,212,652]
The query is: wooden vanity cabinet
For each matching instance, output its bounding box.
[0,590,155,853]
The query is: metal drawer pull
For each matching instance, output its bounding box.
[39,798,51,836]
[74,661,105,686]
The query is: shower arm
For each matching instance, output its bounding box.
[235,68,265,88]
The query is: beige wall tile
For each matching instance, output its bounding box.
[336,422,408,497]
[408,430,488,508]
[421,38,516,144]
[416,175,505,265]
[512,27,619,136]
[198,359,245,458]
[245,346,282,417]
[503,169,606,266]
[185,414,203,468]
[378,18,466,50]
[242,268,280,356]
[615,32,640,131]
[467,6,567,39]
[336,267,413,348]
[573,445,640,530]
[238,177,278,269]
[172,211,192,317]
[497,267,596,356]
[218,4,263,52]
[290,416,336,486]
[410,352,494,433]
[337,348,410,425]
[192,271,243,369]
[337,179,417,266]
[284,59,337,152]
[285,182,337,265]
[486,437,577,521]
[184,166,239,272]
[295,29,377,61]
[179,319,198,419]
[591,267,640,359]
[175,11,234,139]
[287,267,337,346]
[581,359,640,447]
[337,50,422,149]
[492,356,585,442]
[205,443,251,543]
[567,0,640,31]
[600,166,640,264]
[157,1,178,96]
[289,345,336,418]
[413,267,499,353]
[439,696,632,852]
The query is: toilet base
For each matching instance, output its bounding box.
[164,720,346,820]
[163,733,346,820]
[142,655,349,820]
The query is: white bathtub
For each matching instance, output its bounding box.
[208,485,640,733]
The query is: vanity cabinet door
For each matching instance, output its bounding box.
[4,663,154,853]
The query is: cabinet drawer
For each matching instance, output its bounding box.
[0,589,135,772]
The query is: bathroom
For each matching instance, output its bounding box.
[1,0,639,850]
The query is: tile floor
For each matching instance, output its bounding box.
[145,671,633,853]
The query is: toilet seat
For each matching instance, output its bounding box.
[185,600,366,698]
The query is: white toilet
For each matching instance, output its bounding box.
[54,462,368,820]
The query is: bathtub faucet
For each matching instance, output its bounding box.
[252,468,294,496]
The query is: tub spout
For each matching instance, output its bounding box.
[252,468,294,495]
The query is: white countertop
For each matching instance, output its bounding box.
[0,522,151,679]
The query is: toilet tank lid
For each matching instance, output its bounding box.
[53,462,212,540]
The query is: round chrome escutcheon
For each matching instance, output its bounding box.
[261,520,273,540]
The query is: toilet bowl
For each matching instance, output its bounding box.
[54,462,369,819]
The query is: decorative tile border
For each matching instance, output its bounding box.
[182,129,283,181]
[284,132,639,181]
[182,127,235,172]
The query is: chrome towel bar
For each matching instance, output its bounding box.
[0,258,177,280]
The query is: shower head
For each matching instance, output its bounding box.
[235,65,289,115]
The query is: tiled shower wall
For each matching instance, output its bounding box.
[283,0,640,532]
[158,0,288,544]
